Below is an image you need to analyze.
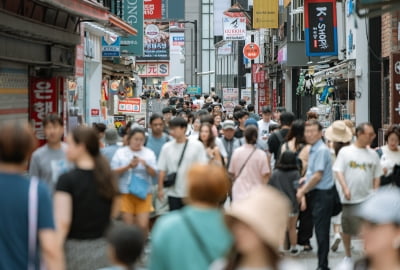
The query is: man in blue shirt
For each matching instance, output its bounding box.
[297,119,334,270]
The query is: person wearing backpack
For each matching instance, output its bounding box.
[267,112,295,164]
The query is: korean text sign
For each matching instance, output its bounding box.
[29,78,58,144]
[305,0,338,56]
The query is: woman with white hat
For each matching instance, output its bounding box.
[210,186,304,270]
[336,187,400,270]
[324,120,353,252]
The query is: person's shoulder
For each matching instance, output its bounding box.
[31,144,48,157]
[152,211,183,236]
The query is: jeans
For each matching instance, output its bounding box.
[298,193,314,246]
[168,196,185,211]
[309,188,334,270]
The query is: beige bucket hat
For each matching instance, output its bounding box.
[225,186,290,250]
[324,120,353,143]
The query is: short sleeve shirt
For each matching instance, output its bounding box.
[305,139,334,190]
[0,173,54,269]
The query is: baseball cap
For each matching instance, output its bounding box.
[222,120,235,130]
[357,187,400,225]
[245,118,258,128]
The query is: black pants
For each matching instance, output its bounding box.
[298,193,314,246]
[168,196,185,211]
[308,188,334,270]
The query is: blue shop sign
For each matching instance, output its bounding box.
[102,36,121,57]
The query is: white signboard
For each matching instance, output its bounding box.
[223,87,239,113]
[223,16,246,41]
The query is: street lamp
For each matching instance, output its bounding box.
[227,7,256,108]
[177,20,198,87]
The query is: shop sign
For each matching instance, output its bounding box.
[29,78,58,144]
[252,64,265,83]
[91,109,100,116]
[118,98,141,113]
[223,88,239,112]
[243,43,260,60]
[392,53,400,123]
[137,21,169,60]
[170,33,184,55]
[144,0,162,19]
[218,42,232,55]
[114,115,127,129]
[223,16,246,41]
[253,0,279,29]
[121,0,144,56]
[102,35,120,57]
[75,25,84,77]
[186,86,201,95]
[305,0,338,56]
[135,63,169,77]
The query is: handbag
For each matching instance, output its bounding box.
[164,140,188,187]
[129,173,150,200]
[331,184,342,217]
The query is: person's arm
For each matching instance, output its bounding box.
[139,158,156,177]
[114,158,140,175]
[53,191,72,244]
[39,229,65,270]
[211,147,223,165]
[335,171,351,200]
[373,177,380,189]
[111,196,121,219]
[262,173,270,184]
[297,171,323,199]
[157,171,166,201]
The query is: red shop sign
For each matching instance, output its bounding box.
[144,0,162,19]
[243,42,260,60]
[29,78,58,145]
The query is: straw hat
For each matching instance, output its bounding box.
[324,120,353,143]
[225,186,290,250]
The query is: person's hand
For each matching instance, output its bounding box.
[158,189,165,201]
[343,186,351,201]
[299,177,306,185]
[129,157,140,168]
[300,197,307,211]
[296,188,305,203]
[383,167,388,176]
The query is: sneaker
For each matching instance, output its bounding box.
[331,235,341,252]
[302,245,313,252]
[290,247,301,256]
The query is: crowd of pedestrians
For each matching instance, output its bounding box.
[2,93,400,270]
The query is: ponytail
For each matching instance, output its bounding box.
[93,154,119,200]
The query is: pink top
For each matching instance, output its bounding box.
[229,144,270,201]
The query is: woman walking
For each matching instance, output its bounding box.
[112,128,157,233]
[199,122,223,165]
[54,126,118,270]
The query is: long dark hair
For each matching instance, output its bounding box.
[333,141,350,156]
[275,151,298,171]
[199,123,216,148]
[286,119,306,150]
[72,126,118,200]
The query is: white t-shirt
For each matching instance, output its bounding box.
[380,145,400,175]
[111,146,157,194]
[158,139,208,197]
[333,144,382,204]
[257,119,278,140]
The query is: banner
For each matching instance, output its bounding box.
[392,53,400,123]
[118,98,141,113]
[144,0,162,19]
[223,88,239,113]
[121,0,144,56]
[305,0,338,56]
[253,0,278,29]
[214,0,231,36]
[102,35,120,57]
[137,21,169,60]
[223,16,246,40]
[170,32,184,55]
[29,78,58,144]
[252,64,265,83]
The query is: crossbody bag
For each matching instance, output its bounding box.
[164,140,188,187]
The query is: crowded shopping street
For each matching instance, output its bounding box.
[1,1,400,270]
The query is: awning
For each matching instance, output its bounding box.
[35,0,109,23]
[108,14,138,37]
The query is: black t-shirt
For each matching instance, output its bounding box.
[56,169,113,239]
[234,127,244,139]
[267,128,289,160]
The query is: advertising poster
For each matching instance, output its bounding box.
[223,88,239,113]
[305,0,338,56]
[137,21,170,60]
[223,16,246,40]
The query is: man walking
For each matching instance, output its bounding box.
[297,120,334,270]
[333,122,381,264]
[29,114,68,191]
[258,106,277,140]
[220,120,241,168]
[157,117,207,211]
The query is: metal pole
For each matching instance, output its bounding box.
[250,33,255,107]
[194,20,198,88]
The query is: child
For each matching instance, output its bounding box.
[269,151,306,255]
[99,224,145,270]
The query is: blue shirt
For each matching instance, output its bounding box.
[146,134,169,160]
[101,144,120,162]
[149,206,232,270]
[0,172,54,270]
[306,139,334,190]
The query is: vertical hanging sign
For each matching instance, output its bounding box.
[305,0,338,56]
[121,0,144,56]
[253,0,279,29]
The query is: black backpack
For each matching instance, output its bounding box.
[281,142,305,175]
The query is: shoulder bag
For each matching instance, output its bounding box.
[164,140,188,187]
[181,212,213,264]
[129,173,150,200]
[234,147,257,181]
[28,177,40,270]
